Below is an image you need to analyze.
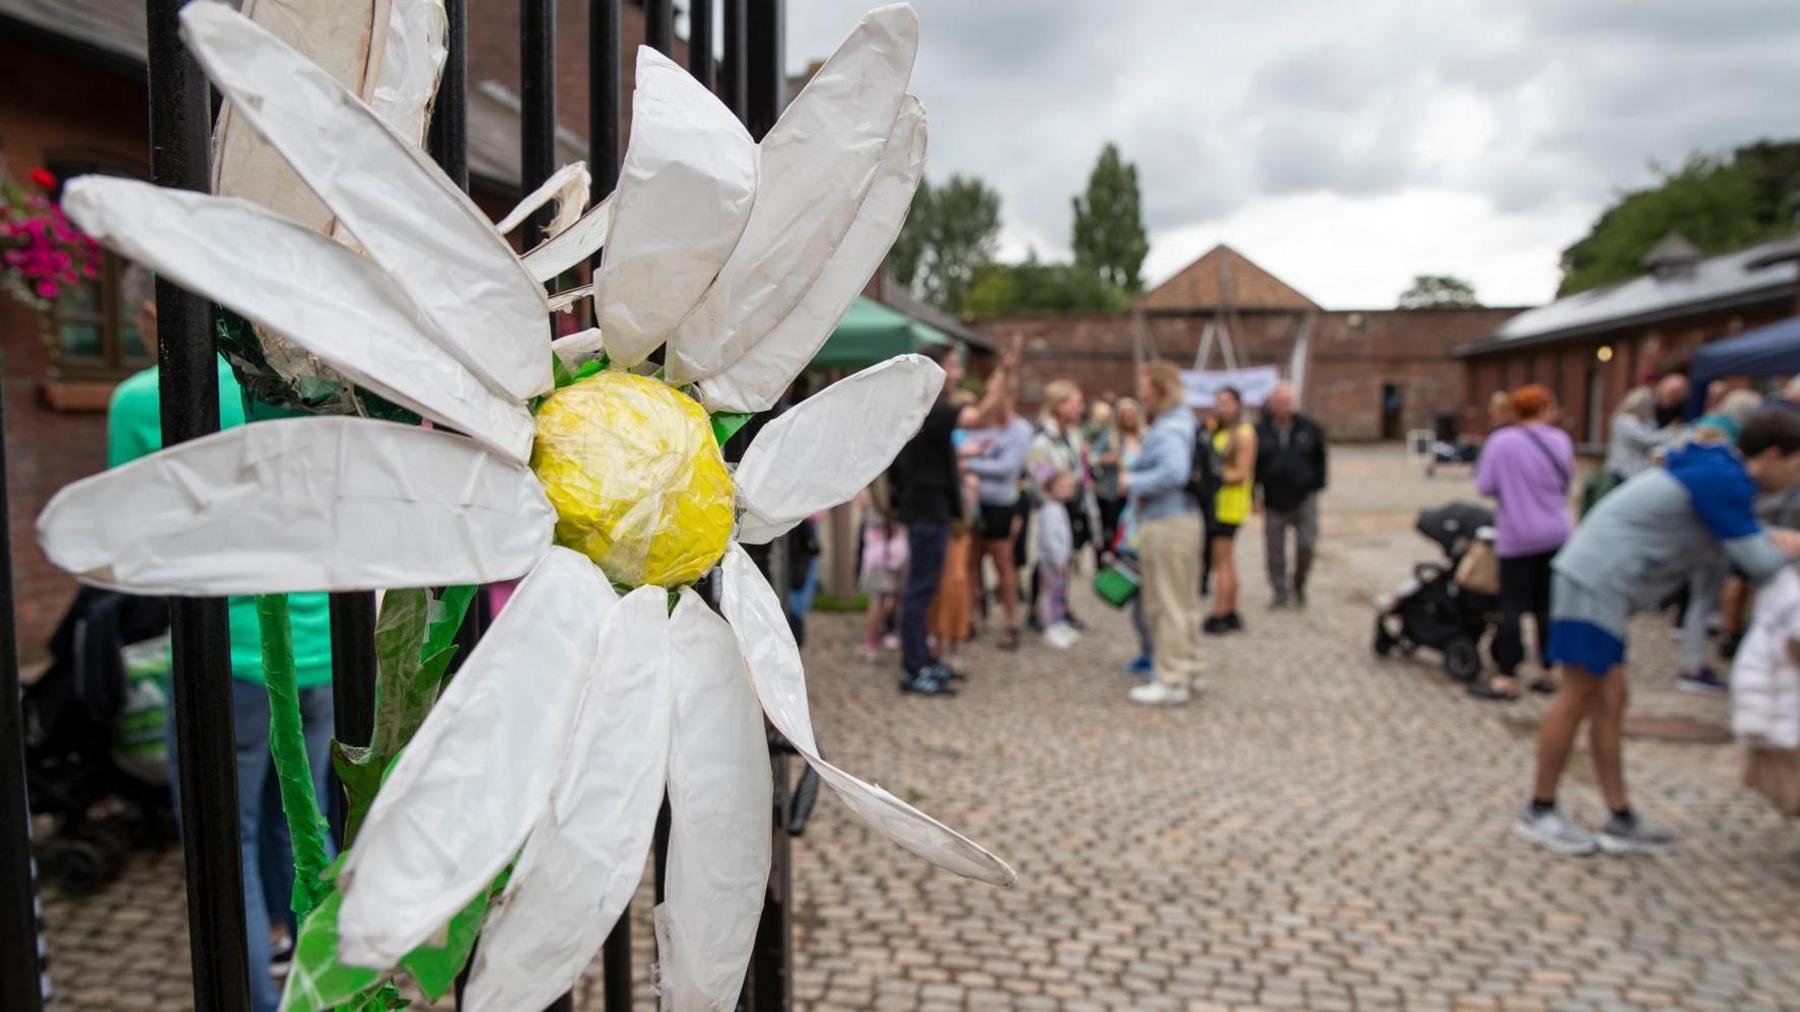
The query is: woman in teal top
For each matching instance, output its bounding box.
[107,277,333,1012]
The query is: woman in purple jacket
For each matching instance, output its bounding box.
[1471,385,1575,701]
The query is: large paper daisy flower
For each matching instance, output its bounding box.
[37,2,1013,1009]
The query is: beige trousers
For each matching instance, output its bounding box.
[1139,511,1205,687]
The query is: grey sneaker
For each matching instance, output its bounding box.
[1598,813,1675,854]
[1514,806,1599,856]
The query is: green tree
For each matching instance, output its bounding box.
[885,179,930,289]
[1559,142,1800,296]
[882,174,1002,312]
[1071,143,1150,293]
[1397,274,1481,309]
[963,253,1132,317]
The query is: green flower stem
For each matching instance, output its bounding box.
[257,593,333,919]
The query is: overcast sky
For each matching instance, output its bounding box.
[777,0,1800,309]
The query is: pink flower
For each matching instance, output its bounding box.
[35,280,58,299]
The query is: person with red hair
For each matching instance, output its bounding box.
[1470,385,1575,701]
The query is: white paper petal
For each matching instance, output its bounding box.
[547,284,594,314]
[735,355,943,544]
[37,417,553,596]
[665,6,917,385]
[720,544,1014,887]
[550,328,606,371]
[464,587,672,1012]
[63,178,534,462]
[180,1,553,402]
[338,549,616,969]
[495,161,592,238]
[656,589,772,1012]
[209,0,383,232]
[596,47,757,369]
[368,0,449,148]
[522,192,614,283]
[700,97,928,414]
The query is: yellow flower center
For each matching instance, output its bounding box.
[529,371,735,587]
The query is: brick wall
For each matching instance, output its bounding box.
[973,306,1522,441]
[468,0,683,154]
[0,38,150,658]
[1461,299,1795,447]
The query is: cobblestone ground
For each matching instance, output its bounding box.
[36,446,1800,1010]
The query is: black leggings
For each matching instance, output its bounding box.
[1491,550,1556,677]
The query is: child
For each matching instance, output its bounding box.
[1037,470,1081,649]
[929,471,980,669]
[856,483,907,662]
[1730,564,1800,815]
[1518,409,1800,856]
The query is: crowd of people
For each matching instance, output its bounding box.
[1467,373,1800,854]
[877,337,1330,703]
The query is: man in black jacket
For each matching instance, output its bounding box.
[889,334,1020,694]
[1255,383,1328,607]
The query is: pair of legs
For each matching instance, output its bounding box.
[1484,550,1557,697]
[168,679,336,1012]
[1531,663,1630,813]
[863,590,897,651]
[1208,530,1240,619]
[1037,561,1070,630]
[900,521,949,675]
[1681,559,1729,675]
[1263,496,1318,604]
[1140,513,1206,690]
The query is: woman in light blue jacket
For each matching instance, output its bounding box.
[1123,363,1205,705]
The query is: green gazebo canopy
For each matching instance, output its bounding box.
[809,296,948,369]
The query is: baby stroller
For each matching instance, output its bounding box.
[24,588,176,894]
[1373,502,1500,681]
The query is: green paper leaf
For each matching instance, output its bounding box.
[333,586,476,846]
[279,871,496,1011]
[552,351,608,389]
[710,411,753,447]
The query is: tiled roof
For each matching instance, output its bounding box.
[1136,244,1318,313]
[1459,235,1800,356]
[0,0,147,63]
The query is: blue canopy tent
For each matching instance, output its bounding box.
[1687,316,1800,416]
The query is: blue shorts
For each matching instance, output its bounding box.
[1544,572,1629,676]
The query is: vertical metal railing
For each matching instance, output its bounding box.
[689,0,716,90]
[0,353,45,1012]
[147,1,254,1009]
[521,0,557,243]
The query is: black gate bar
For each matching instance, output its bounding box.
[521,0,557,244]
[428,0,470,190]
[147,1,253,1008]
[720,0,746,119]
[646,0,673,57]
[327,593,377,846]
[689,0,715,90]
[0,357,44,1011]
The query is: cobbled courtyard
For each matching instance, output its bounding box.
[38,445,1800,1011]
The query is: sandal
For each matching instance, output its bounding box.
[1466,679,1520,702]
[1529,678,1558,695]
[998,627,1020,651]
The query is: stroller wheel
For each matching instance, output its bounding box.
[42,837,124,896]
[1374,622,1397,656]
[1444,638,1482,682]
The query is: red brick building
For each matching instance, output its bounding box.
[975,245,1525,441]
[1457,232,1800,448]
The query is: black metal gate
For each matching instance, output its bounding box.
[0,1,798,1008]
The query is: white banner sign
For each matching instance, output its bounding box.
[1181,366,1282,409]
